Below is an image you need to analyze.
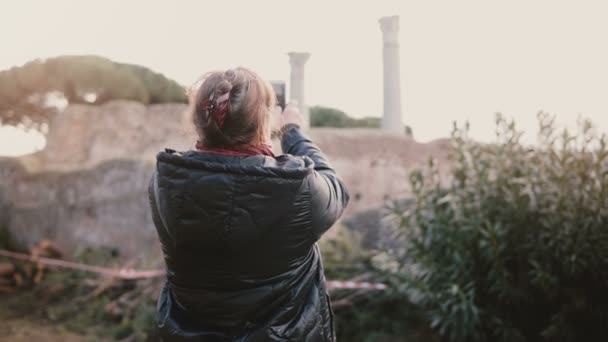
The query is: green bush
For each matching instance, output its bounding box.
[310,106,378,128]
[391,113,608,341]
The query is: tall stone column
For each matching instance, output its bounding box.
[379,16,403,134]
[288,52,311,130]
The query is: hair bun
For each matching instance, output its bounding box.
[224,69,236,82]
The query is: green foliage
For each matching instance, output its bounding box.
[320,226,438,342]
[310,106,380,128]
[114,62,187,104]
[310,106,414,137]
[0,55,187,128]
[391,113,608,341]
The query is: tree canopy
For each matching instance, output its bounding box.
[0,55,187,128]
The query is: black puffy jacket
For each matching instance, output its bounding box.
[148,125,350,341]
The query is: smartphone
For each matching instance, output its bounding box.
[270,81,286,111]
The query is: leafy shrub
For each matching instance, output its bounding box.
[391,113,608,341]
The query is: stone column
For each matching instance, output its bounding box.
[379,16,403,134]
[288,52,311,130]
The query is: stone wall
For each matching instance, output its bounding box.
[19,101,194,172]
[1,101,450,257]
[1,158,158,260]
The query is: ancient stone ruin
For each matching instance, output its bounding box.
[0,100,449,258]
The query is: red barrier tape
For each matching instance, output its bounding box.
[0,249,387,290]
[326,280,387,290]
[0,249,164,280]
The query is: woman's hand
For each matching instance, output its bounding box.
[281,102,303,127]
[272,101,303,133]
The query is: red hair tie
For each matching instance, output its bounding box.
[203,92,231,129]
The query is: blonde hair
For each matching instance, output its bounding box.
[189,67,275,148]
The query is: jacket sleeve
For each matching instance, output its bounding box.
[280,124,350,239]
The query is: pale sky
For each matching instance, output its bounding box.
[1,0,607,155]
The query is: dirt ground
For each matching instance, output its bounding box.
[0,319,89,342]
